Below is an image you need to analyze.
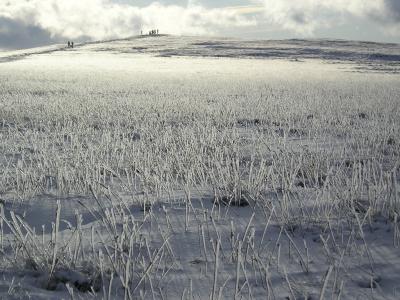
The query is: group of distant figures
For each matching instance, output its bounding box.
[67,41,74,48]
[141,29,159,36]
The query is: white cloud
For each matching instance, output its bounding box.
[1,0,399,49]
[0,0,255,42]
[257,0,400,36]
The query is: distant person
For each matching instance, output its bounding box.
[71,42,74,48]
[67,41,70,48]
[157,29,159,35]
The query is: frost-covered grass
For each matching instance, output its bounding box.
[0,38,399,299]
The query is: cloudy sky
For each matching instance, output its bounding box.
[1,0,400,49]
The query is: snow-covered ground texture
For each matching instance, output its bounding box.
[0,35,399,299]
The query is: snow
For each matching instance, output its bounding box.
[0,35,399,299]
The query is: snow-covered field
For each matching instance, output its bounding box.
[0,35,399,299]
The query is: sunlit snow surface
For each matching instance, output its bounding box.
[2,35,400,72]
[0,35,399,299]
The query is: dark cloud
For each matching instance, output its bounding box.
[385,0,400,21]
[291,12,307,25]
[367,0,400,29]
[0,17,61,49]
[258,0,400,37]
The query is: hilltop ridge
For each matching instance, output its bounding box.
[1,35,400,72]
